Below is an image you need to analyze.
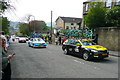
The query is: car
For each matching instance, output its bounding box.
[28,38,47,48]
[62,39,109,61]
[18,37,26,43]
[19,35,29,41]
[15,36,20,39]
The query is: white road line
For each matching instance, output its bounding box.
[94,67,100,70]
[74,60,80,62]
[74,60,83,64]
[74,60,100,70]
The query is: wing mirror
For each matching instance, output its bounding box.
[76,43,81,45]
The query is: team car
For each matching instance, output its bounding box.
[62,39,109,61]
[18,37,26,43]
[28,38,47,48]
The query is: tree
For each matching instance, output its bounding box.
[19,23,30,36]
[0,0,15,34]
[0,0,14,14]
[106,6,120,27]
[0,17,10,34]
[29,20,49,32]
[84,2,106,29]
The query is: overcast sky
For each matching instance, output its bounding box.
[4,0,87,23]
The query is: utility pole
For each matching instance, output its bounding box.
[51,11,53,44]
[33,16,35,33]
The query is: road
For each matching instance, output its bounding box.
[9,40,118,78]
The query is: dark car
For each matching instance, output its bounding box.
[62,39,109,61]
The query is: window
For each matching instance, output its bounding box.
[116,1,120,5]
[74,40,80,45]
[34,39,36,41]
[71,23,74,25]
[81,40,96,45]
[77,23,80,25]
[30,39,33,41]
[106,0,112,8]
[69,40,75,44]
[37,38,43,41]
[85,3,89,11]
[66,26,69,29]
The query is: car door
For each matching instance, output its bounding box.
[29,38,33,46]
[74,40,82,55]
[68,40,76,54]
[28,39,31,45]
[62,40,72,53]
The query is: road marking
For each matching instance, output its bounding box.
[94,67,100,70]
[74,60,83,64]
[74,60,100,70]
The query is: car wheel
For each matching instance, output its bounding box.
[28,44,31,47]
[83,51,90,61]
[64,49,68,55]
[32,44,35,48]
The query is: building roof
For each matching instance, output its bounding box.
[83,0,96,4]
[83,0,109,3]
[56,16,82,23]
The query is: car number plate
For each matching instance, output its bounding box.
[102,53,108,55]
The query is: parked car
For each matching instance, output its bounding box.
[18,37,26,43]
[28,38,47,48]
[62,39,109,61]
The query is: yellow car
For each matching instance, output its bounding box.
[62,39,109,61]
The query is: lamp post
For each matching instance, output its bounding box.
[32,16,35,33]
[51,11,53,43]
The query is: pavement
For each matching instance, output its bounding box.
[109,50,120,57]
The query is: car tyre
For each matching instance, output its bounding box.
[32,44,35,48]
[64,48,68,55]
[28,44,31,47]
[83,51,90,61]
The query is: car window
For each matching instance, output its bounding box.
[34,39,37,41]
[30,39,33,41]
[63,40,68,44]
[37,38,43,41]
[69,40,75,45]
[74,40,80,45]
[81,40,96,45]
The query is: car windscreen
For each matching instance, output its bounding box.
[34,38,43,41]
[81,40,96,45]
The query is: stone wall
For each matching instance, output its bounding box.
[98,27,120,51]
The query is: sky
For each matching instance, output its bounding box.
[4,0,87,23]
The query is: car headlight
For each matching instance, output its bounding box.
[91,49,98,53]
[75,46,79,48]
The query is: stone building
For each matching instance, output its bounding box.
[82,0,120,28]
[55,16,82,30]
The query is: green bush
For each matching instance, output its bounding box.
[106,6,120,27]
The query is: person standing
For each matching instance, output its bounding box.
[58,36,61,45]
[55,36,58,45]
[1,37,15,80]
